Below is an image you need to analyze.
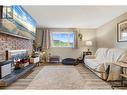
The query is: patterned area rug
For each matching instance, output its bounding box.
[26,65,112,89]
[26,66,86,89]
[3,63,113,90]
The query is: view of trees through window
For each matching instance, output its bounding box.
[51,32,74,47]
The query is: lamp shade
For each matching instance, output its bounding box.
[85,40,92,46]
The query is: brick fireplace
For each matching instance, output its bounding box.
[0,32,33,61]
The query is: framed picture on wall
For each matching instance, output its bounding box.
[117,20,127,42]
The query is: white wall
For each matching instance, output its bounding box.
[96,12,127,49]
[46,28,97,60]
[78,29,97,53]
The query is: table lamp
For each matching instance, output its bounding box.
[85,40,92,55]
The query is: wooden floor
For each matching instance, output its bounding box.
[0,64,43,90]
[1,63,63,90]
[0,63,125,90]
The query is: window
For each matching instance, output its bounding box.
[50,32,74,48]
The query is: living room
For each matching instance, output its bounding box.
[32,6,127,59]
[1,1,127,93]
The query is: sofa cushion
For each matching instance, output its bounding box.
[85,59,105,70]
[105,49,114,63]
[118,49,127,63]
[95,48,108,60]
[113,48,125,62]
[105,48,125,63]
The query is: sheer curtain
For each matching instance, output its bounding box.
[41,28,50,50]
[73,28,79,49]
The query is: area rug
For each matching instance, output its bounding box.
[26,66,86,89]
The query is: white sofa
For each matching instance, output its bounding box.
[84,48,126,81]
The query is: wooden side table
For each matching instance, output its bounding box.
[85,51,92,55]
[112,62,127,88]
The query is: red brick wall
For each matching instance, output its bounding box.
[0,32,33,61]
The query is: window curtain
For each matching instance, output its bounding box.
[41,28,50,50]
[73,28,79,49]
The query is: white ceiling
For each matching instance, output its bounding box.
[23,6,127,28]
